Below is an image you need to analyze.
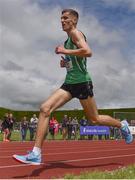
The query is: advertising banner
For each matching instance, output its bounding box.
[80,126,110,135]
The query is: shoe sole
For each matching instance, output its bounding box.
[13,155,41,165]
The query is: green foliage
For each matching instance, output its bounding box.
[0,107,135,123]
[0,107,39,122]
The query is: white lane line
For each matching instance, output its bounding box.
[0,147,135,159]
[0,164,34,169]
[52,153,135,164]
[0,145,116,151]
[0,153,135,169]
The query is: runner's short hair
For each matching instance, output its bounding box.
[62,9,79,20]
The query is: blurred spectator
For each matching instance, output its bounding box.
[67,117,73,140]
[0,119,2,133]
[54,119,59,135]
[58,123,62,134]
[29,114,38,141]
[1,113,11,142]
[61,115,68,140]
[80,116,87,126]
[72,117,79,140]
[87,120,94,140]
[8,113,15,141]
[104,127,110,140]
[79,116,88,140]
[114,127,122,140]
[109,126,115,139]
[20,116,28,141]
[49,116,58,140]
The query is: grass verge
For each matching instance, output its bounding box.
[64,164,135,179]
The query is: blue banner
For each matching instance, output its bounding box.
[80,126,110,135]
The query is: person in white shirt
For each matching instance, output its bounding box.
[29,114,38,141]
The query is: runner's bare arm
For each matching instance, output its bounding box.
[55,30,92,57]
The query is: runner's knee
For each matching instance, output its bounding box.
[40,103,51,117]
[90,117,100,125]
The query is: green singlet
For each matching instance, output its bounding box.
[64,35,92,84]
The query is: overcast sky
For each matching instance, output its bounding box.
[0,0,135,111]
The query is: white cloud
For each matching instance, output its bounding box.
[79,14,124,47]
[0,0,65,110]
[77,13,135,108]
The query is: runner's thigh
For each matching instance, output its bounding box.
[41,88,72,112]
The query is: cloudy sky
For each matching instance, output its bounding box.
[0,0,135,110]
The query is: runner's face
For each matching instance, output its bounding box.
[61,12,75,32]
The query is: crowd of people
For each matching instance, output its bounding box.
[46,115,117,141]
[0,113,38,142]
[20,114,38,141]
[0,112,125,142]
[0,113,14,142]
[60,115,79,140]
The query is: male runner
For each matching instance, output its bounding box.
[13,9,133,165]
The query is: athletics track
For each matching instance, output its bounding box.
[0,140,135,179]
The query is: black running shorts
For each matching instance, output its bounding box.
[60,81,94,99]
